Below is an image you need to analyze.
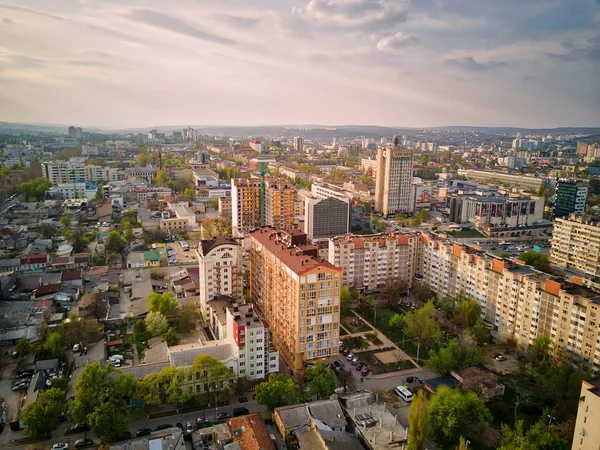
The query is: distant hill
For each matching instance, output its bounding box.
[1,121,599,138]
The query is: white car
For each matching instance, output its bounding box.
[52,444,69,450]
[73,344,80,352]
[186,422,193,434]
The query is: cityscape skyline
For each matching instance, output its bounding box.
[1,0,599,129]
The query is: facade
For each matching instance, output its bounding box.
[304,197,351,242]
[265,179,295,230]
[328,233,419,292]
[208,296,279,381]
[218,196,232,219]
[56,181,98,200]
[160,218,190,234]
[231,178,262,236]
[374,143,414,215]
[249,227,342,372]
[554,179,588,219]
[448,194,544,228]
[457,169,545,191]
[124,167,157,183]
[551,215,600,278]
[43,162,86,185]
[572,379,600,450]
[419,233,600,375]
[196,238,243,316]
[293,136,304,152]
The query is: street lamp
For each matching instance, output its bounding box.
[466,440,471,449]
[548,415,556,425]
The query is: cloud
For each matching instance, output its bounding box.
[7,54,46,68]
[297,0,409,31]
[126,9,237,46]
[212,13,261,28]
[2,17,15,24]
[0,4,67,21]
[377,32,418,51]
[446,56,505,71]
[546,35,600,63]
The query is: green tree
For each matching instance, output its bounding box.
[371,215,387,233]
[459,297,481,328]
[389,313,405,329]
[136,152,152,167]
[517,251,551,272]
[426,339,484,376]
[498,418,568,450]
[88,401,130,444]
[36,331,65,360]
[340,286,357,314]
[123,222,134,243]
[528,334,552,367]
[18,177,52,202]
[403,300,441,361]
[498,251,511,258]
[59,215,71,228]
[427,386,491,448]
[189,354,233,405]
[183,188,195,202]
[37,223,58,239]
[155,169,169,186]
[305,361,337,399]
[106,230,127,254]
[14,337,31,357]
[21,388,67,437]
[148,291,179,316]
[457,437,469,450]
[255,373,301,411]
[134,371,161,413]
[163,327,180,346]
[175,303,200,332]
[408,390,429,450]
[468,321,492,346]
[145,311,169,336]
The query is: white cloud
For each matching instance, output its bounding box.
[377,32,418,51]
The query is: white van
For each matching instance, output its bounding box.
[395,385,413,403]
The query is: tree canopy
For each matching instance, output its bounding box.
[18,177,52,202]
[427,386,491,448]
[426,339,484,376]
[403,300,441,357]
[517,251,551,272]
[255,373,301,411]
[498,417,568,450]
[148,291,179,316]
[21,388,67,437]
[145,311,169,336]
[408,390,429,450]
[305,361,337,399]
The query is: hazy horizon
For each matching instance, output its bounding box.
[1,1,599,129]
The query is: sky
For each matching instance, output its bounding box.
[0,0,599,129]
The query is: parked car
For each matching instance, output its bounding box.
[342,348,350,356]
[52,444,69,450]
[196,417,209,426]
[136,428,152,437]
[154,424,173,431]
[361,366,370,376]
[216,412,231,420]
[73,438,94,449]
[233,407,250,417]
[346,352,354,361]
[350,357,359,365]
[356,362,364,371]
[333,361,342,370]
[496,354,507,362]
[73,344,81,352]
[68,423,91,435]
[186,422,194,434]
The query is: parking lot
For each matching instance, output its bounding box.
[166,242,198,266]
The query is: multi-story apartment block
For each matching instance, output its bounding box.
[218,196,232,219]
[56,181,98,200]
[43,162,118,185]
[572,379,600,450]
[304,197,351,242]
[374,139,414,215]
[124,167,158,183]
[231,178,262,236]
[328,233,419,292]
[196,237,243,317]
[457,169,545,191]
[249,227,342,372]
[551,215,600,278]
[265,179,295,231]
[554,179,588,219]
[208,296,279,381]
[419,233,600,375]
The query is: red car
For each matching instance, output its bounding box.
[361,366,370,376]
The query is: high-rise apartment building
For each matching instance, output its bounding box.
[554,179,588,219]
[196,237,243,317]
[249,227,341,372]
[374,139,414,216]
[43,162,118,185]
[419,233,600,375]
[551,215,600,278]
[265,179,295,231]
[328,233,419,292]
[304,197,351,242]
[231,178,295,236]
[293,136,304,152]
[572,379,600,450]
[207,296,279,381]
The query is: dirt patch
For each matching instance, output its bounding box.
[375,349,405,364]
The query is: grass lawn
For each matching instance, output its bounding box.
[446,229,484,238]
[367,333,382,345]
[340,326,349,336]
[344,336,368,350]
[356,305,405,343]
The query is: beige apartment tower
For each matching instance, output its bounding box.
[374,138,414,216]
[572,379,600,450]
[551,214,600,278]
[249,227,342,372]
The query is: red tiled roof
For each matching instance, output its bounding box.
[32,298,52,309]
[62,270,82,281]
[20,254,48,264]
[34,283,61,297]
[52,256,70,265]
[74,253,90,263]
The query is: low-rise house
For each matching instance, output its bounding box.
[62,270,83,286]
[143,250,161,267]
[19,254,49,270]
[33,282,61,298]
[127,251,145,268]
[227,414,276,450]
